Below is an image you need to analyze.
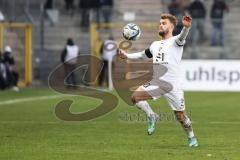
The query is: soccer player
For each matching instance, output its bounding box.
[118,13,198,147]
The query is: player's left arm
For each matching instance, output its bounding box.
[175,15,192,47]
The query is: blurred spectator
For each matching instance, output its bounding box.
[0,10,5,22]
[168,0,185,35]
[98,35,117,87]
[61,38,79,88]
[1,46,19,91]
[100,0,114,24]
[89,0,101,26]
[0,54,8,90]
[210,0,229,46]
[79,0,101,28]
[187,0,206,43]
[65,0,75,16]
[44,0,53,10]
[79,0,90,27]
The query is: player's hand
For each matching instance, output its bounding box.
[182,15,192,28]
[117,49,127,59]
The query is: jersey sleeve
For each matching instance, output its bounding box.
[124,50,148,60]
[175,27,190,47]
[124,42,154,60]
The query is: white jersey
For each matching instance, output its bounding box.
[148,36,184,88]
[124,27,189,91]
[65,45,79,64]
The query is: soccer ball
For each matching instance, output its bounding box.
[122,23,141,41]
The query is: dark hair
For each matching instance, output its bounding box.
[160,13,177,27]
[67,38,74,46]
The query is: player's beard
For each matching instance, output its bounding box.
[159,29,168,37]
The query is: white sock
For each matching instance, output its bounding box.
[188,131,195,138]
[136,101,155,118]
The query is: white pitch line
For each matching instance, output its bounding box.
[0,95,73,106]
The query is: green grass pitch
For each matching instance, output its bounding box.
[0,88,240,160]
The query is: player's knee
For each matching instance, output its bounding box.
[175,111,184,123]
[132,93,142,104]
[131,94,140,104]
[175,112,192,128]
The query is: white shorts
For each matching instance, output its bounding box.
[141,79,185,111]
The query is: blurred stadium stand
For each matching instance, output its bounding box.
[0,0,240,87]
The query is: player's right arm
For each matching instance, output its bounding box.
[117,48,152,60]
